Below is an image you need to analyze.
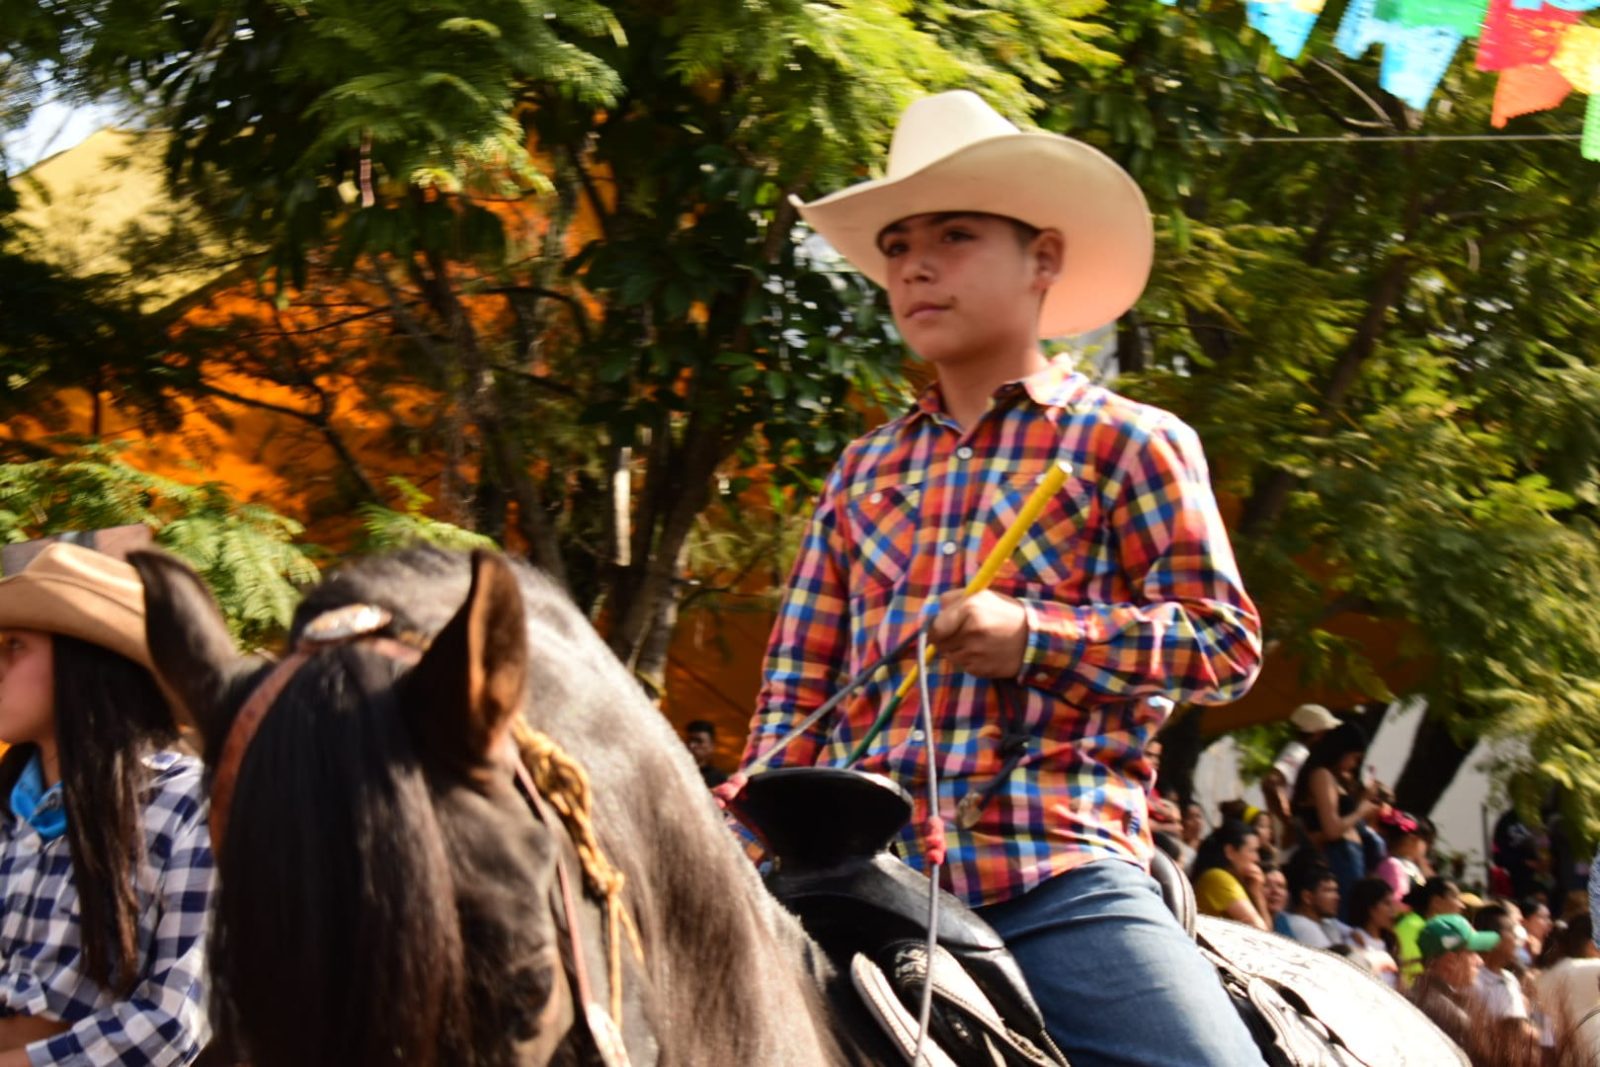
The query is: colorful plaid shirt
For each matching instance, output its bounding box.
[740,357,1262,907]
[0,750,213,1065]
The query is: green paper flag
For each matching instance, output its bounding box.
[1584,93,1600,162]
[1385,0,1490,35]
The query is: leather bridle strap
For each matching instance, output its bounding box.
[210,646,310,852]
[209,603,421,853]
[510,751,633,1067]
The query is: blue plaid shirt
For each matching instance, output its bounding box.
[0,751,213,1065]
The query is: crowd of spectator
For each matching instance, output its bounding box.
[1150,704,1600,1067]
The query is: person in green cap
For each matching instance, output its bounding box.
[1408,913,1499,1060]
[1394,876,1466,985]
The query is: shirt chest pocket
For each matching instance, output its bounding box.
[845,478,924,593]
[975,465,1097,591]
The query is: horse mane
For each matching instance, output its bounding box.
[220,546,851,1066]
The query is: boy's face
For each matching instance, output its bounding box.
[877,212,1061,368]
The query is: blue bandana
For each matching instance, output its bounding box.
[10,752,67,842]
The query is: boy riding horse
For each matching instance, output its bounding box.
[736,91,1267,1066]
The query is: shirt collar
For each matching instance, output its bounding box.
[910,354,1087,422]
[9,751,67,841]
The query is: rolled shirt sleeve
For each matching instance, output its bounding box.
[1016,416,1261,707]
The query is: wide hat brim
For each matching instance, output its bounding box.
[795,132,1153,338]
[0,543,151,670]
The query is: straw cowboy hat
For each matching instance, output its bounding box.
[793,90,1153,338]
[0,542,151,669]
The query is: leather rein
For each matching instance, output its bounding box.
[208,603,636,1066]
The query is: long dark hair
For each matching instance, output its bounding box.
[1347,877,1399,955]
[1536,913,1594,969]
[1291,721,1368,809]
[1,635,180,993]
[1189,818,1258,884]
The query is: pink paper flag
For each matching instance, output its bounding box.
[1477,0,1581,71]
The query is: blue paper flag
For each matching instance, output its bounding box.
[1247,2,1325,59]
[1379,24,1464,108]
[1336,0,1464,108]
[1336,0,1387,57]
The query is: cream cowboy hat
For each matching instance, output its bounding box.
[1289,703,1341,733]
[0,542,151,669]
[793,91,1153,338]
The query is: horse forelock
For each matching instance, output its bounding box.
[213,643,472,1066]
[215,548,577,1067]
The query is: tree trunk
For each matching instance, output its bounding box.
[1156,707,1206,808]
[1349,701,1391,748]
[1238,251,1415,539]
[631,537,690,696]
[1392,711,1478,818]
[1116,310,1147,375]
[606,411,723,667]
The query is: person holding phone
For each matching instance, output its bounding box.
[1291,721,1381,919]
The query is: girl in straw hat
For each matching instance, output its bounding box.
[737,91,1265,1065]
[0,543,212,1064]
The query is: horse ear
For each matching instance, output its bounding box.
[129,548,250,746]
[403,549,529,782]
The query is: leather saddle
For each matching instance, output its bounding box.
[730,768,1463,1067]
[734,768,1070,1066]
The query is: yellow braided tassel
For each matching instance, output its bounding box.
[510,718,644,1023]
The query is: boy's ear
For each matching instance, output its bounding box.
[1032,229,1065,290]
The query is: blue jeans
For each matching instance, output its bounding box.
[974,859,1267,1067]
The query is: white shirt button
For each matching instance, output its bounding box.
[956,446,973,460]
[910,729,926,743]
[941,541,957,556]
[869,491,883,504]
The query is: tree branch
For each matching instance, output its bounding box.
[193,380,383,502]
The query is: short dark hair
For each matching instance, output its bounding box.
[686,720,715,738]
[1289,861,1338,904]
[1474,903,1512,934]
[1002,216,1042,247]
[1406,877,1460,915]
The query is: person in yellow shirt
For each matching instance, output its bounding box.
[1190,819,1270,929]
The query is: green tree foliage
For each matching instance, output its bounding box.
[0,447,319,646]
[1058,2,1600,833]
[13,0,1599,833]
[40,0,1111,694]
[355,477,499,553]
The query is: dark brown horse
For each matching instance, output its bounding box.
[136,545,1482,1067]
[134,546,896,1067]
